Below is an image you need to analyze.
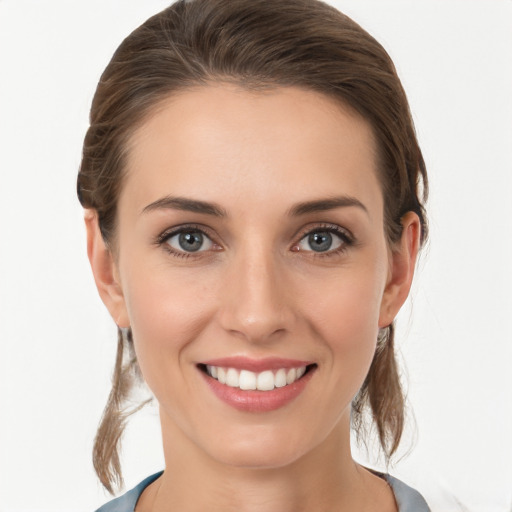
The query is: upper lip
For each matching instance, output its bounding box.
[199,356,314,372]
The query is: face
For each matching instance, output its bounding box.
[89,85,417,470]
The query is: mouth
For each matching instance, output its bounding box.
[198,363,316,391]
[197,359,317,412]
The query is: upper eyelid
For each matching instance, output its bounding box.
[294,223,354,242]
[156,223,217,243]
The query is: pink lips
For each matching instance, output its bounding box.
[199,357,315,413]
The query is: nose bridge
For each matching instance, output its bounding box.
[220,239,292,342]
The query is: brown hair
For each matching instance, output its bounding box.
[78,0,428,493]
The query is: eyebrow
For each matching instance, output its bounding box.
[141,196,227,217]
[288,196,369,216]
[141,194,367,218]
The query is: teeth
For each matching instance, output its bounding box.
[205,365,308,391]
[257,370,274,391]
[217,367,226,384]
[208,365,218,379]
[239,370,256,390]
[226,368,239,387]
[275,368,287,388]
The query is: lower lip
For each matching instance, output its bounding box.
[200,367,315,413]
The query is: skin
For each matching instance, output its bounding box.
[86,85,420,512]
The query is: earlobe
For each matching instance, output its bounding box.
[84,210,130,328]
[378,212,421,328]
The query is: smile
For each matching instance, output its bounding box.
[199,359,317,412]
[205,365,307,391]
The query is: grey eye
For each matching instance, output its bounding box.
[167,230,213,253]
[298,230,343,253]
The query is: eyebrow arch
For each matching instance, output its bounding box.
[141,196,227,217]
[289,196,369,216]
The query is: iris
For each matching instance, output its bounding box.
[308,231,333,252]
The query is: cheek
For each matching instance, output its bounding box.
[301,264,385,381]
[121,265,217,391]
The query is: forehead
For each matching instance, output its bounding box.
[122,85,382,216]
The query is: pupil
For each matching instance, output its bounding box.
[179,231,203,252]
[308,232,332,252]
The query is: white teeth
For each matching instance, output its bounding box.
[226,368,239,387]
[286,368,296,385]
[205,365,308,391]
[275,368,287,388]
[257,370,275,391]
[239,370,257,390]
[217,367,226,384]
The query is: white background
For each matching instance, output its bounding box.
[1,1,511,511]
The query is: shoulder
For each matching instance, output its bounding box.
[94,472,163,512]
[381,473,431,512]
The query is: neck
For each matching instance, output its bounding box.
[136,409,394,512]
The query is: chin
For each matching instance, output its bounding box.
[198,419,335,472]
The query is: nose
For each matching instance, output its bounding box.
[218,246,295,344]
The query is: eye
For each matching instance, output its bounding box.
[165,229,214,253]
[299,230,341,252]
[293,226,352,254]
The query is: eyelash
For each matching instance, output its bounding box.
[155,224,218,259]
[155,223,355,259]
[293,223,355,258]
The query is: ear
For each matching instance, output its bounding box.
[379,211,421,328]
[85,210,130,328]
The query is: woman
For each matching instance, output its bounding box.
[78,0,430,510]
